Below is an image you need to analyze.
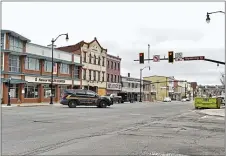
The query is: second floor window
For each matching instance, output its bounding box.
[9,54,20,72]
[102,71,105,82]
[111,61,113,69]
[25,57,40,71]
[60,63,69,74]
[1,53,3,71]
[1,34,4,49]
[89,70,92,80]
[83,69,86,80]
[118,63,120,70]
[98,71,100,81]
[44,61,52,72]
[74,66,79,79]
[9,36,23,52]
[107,61,109,68]
[89,53,92,63]
[115,62,117,70]
[111,74,113,82]
[114,75,117,82]
[107,74,109,82]
[93,71,96,81]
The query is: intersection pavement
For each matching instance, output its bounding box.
[2,101,225,155]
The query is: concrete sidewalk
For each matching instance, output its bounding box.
[2,103,62,107]
[199,108,225,117]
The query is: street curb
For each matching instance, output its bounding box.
[17,104,50,107]
[194,110,225,118]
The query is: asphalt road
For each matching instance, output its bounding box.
[2,101,225,156]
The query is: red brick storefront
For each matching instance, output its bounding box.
[106,54,121,95]
[1,30,82,104]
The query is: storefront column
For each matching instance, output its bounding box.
[19,83,25,103]
[2,83,8,104]
[55,85,60,102]
[39,84,44,102]
[40,60,44,75]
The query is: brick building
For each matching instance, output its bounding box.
[57,37,108,96]
[1,30,83,104]
[106,54,121,94]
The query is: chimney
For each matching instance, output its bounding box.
[128,73,130,77]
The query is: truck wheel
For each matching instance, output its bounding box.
[68,100,77,108]
[99,100,107,108]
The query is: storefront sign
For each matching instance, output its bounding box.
[25,76,72,85]
[35,77,65,83]
[125,78,140,82]
[107,82,121,90]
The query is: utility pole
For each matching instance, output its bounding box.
[165,77,167,98]
[148,44,150,64]
[140,66,150,102]
[139,68,142,102]
[185,82,187,98]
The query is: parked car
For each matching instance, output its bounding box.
[60,89,113,108]
[181,98,187,102]
[104,94,122,104]
[163,97,171,102]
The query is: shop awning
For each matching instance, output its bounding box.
[1,78,27,84]
[1,50,27,56]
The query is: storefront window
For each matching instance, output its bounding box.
[24,83,39,98]
[60,86,68,95]
[43,84,56,98]
[9,84,19,98]
[9,54,20,72]
[25,57,40,71]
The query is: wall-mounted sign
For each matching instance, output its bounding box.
[35,77,65,83]
[25,76,72,85]
[125,78,140,82]
[107,82,121,90]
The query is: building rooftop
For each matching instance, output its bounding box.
[1,29,31,42]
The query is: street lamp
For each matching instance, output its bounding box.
[7,77,12,106]
[206,11,225,23]
[49,33,69,105]
[140,66,150,102]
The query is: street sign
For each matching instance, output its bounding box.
[175,52,183,61]
[184,56,205,61]
[153,55,160,62]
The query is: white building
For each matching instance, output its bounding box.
[121,74,143,101]
[57,37,107,96]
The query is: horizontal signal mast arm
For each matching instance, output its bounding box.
[134,57,225,65]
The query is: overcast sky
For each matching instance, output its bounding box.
[2,2,225,85]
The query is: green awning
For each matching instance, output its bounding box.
[1,78,27,84]
[1,50,27,56]
[1,78,7,83]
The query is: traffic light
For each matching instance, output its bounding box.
[139,53,144,64]
[168,51,174,63]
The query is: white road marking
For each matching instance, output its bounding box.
[148,152,189,156]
